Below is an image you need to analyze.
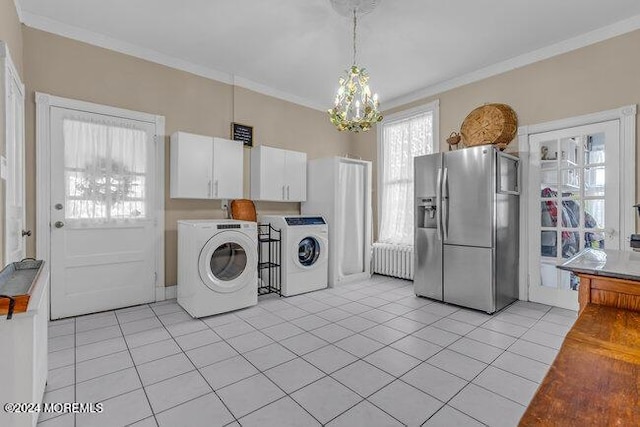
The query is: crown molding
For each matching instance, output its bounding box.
[12,0,23,22]
[383,13,640,111]
[16,3,640,115]
[232,75,327,111]
[19,11,327,112]
[21,12,233,82]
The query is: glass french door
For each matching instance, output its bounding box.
[529,120,620,310]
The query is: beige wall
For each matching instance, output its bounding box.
[16,23,640,284]
[0,0,22,76]
[0,0,23,265]
[22,27,350,286]
[352,29,640,238]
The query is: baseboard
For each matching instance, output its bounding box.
[331,272,371,287]
[155,285,177,301]
[165,285,177,300]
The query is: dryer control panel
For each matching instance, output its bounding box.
[217,224,242,229]
[285,217,326,226]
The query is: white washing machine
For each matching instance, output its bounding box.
[261,215,328,296]
[177,220,258,318]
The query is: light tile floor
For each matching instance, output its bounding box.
[42,275,577,427]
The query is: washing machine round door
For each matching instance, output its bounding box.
[199,231,257,293]
[296,236,322,267]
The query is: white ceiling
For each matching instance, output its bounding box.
[18,0,640,110]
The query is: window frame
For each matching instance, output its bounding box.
[376,99,439,243]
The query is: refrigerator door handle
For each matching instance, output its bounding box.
[442,167,449,240]
[436,167,443,240]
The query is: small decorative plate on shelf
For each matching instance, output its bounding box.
[460,103,518,150]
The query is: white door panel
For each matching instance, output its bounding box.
[528,120,620,310]
[50,107,157,319]
[4,67,26,263]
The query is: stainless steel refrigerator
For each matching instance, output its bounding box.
[414,145,520,313]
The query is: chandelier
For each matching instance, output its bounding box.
[328,0,383,132]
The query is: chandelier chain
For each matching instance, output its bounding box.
[353,9,357,65]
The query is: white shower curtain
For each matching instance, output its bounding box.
[338,161,365,278]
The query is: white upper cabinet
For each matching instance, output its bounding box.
[212,137,243,199]
[170,132,243,199]
[255,145,286,201]
[170,132,212,199]
[284,150,307,201]
[251,145,307,202]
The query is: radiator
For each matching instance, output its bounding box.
[372,243,414,280]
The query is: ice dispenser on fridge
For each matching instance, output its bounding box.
[417,197,438,229]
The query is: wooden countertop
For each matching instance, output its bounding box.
[519,304,640,426]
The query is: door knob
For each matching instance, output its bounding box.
[21,230,32,237]
[54,221,65,229]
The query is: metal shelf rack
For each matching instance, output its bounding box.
[257,223,282,296]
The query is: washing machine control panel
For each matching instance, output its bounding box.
[285,217,326,226]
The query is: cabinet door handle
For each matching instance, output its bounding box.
[214,180,219,197]
[282,185,285,200]
[208,180,212,198]
[287,185,290,200]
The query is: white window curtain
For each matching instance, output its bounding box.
[379,110,435,245]
[63,117,149,222]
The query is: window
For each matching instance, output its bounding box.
[378,101,438,245]
[63,118,149,221]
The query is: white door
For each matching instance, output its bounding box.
[50,107,157,319]
[528,120,620,310]
[4,63,26,263]
[212,138,243,199]
[284,150,307,201]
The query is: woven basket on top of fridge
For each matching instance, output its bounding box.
[460,103,518,150]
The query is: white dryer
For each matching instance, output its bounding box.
[177,220,258,318]
[262,215,328,296]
